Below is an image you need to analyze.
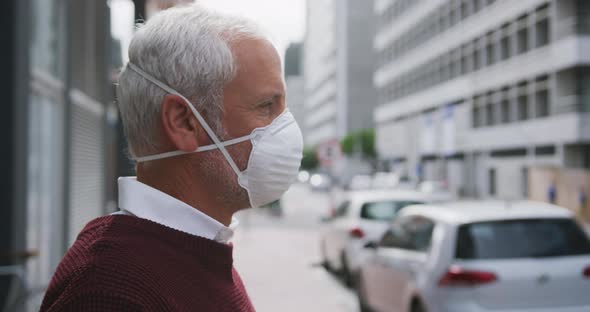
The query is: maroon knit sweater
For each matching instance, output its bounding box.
[40,215,255,311]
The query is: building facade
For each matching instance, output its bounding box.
[375,0,590,199]
[284,43,306,138]
[1,0,117,309]
[303,0,377,148]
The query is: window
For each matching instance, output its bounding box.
[500,36,510,60]
[536,89,550,117]
[472,0,480,13]
[450,6,459,26]
[521,167,529,197]
[580,68,590,112]
[473,106,481,128]
[409,217,436,252]
[485,103,494,126]
[536,19,550,47]
[517,16,529,54]
[31,0,63,77]
[380,217,436,252]
[578,0,590,34]
[451,59,460,79]
[501,99,510,123]
[486,41,495,66]
[334,201,350,218]
[517,94,529,120]
[488,168,496,195]
[441,58,451,81]
[460,0,469,20]
[455,219,590,259]
[380,228,409,249]
[461,55,469,74]
[440,7,450,32]
[474,40,482,70]
[360,200,424,221]
[535,145,556,156]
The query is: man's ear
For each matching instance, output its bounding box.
[160,94,200,152]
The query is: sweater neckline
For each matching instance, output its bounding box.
[87,215,235,271]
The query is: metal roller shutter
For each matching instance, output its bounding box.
[68,90,105,244]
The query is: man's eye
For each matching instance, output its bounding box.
[259,101,273,108]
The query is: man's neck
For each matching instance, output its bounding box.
[136,163,235,226]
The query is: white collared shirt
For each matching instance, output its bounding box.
[116,177,238,244]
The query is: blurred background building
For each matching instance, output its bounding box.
[303,0,377,149]
[285,42,306,139]
[374,0,590,205]
[1,0,119,309]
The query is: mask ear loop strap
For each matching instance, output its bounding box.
[127,63,244,177]
[133,134,253,163]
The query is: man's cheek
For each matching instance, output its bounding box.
[239,144,253,171]
[229,143,252,172]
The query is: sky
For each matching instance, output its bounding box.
[110,0,306,63]
[199,0,306,55]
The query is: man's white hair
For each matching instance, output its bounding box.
[117,4,266,158]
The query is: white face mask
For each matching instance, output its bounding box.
[127,63,304,208]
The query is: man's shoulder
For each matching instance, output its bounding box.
[42,216,166,311]
[67,215,164,269]
[41,260,157,312]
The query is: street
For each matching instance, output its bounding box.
[233,184,358,312]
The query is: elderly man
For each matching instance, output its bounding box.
[40,5,303,312]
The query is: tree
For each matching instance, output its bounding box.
[340,129,376,160]
[300,147,319,171]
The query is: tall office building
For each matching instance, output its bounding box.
[284,43,306,138]
[374,0,590,199]
[303,0,377,149]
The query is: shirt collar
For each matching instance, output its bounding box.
[117,177,238,244]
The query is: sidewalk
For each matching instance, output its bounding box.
[232,185,358,312]
[233,214,358,312]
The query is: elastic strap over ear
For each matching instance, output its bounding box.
[127,63,244,177]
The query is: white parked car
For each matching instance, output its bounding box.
[357,201,590,312]
[372,172,400,190]
[320,190,433,286]
[349,175,374,190]
[418,180,455,202]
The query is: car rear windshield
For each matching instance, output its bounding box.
[360,201,423,221]
[456,218,590,260]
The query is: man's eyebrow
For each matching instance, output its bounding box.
[255,94,282,104]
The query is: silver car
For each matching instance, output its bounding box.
[357,201,590,312]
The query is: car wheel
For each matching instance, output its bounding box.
[410,298,427,312]
[340,252,353,288]
[357,275,373,312]
[320,240,332,272]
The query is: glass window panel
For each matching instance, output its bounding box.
[456,219,590,259]
[517,24,530,54]
[30,0,62,77]
[501,99,510,123]
[360,201,424,221]
[536,19,550,47]
[536,89,550,117]
[579,68,590,112]
[486,103,494,126]
[518,95,529,120]
[578,0,590,34]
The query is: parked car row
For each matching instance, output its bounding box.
[320,189,440,286]
[321,196,590,312]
